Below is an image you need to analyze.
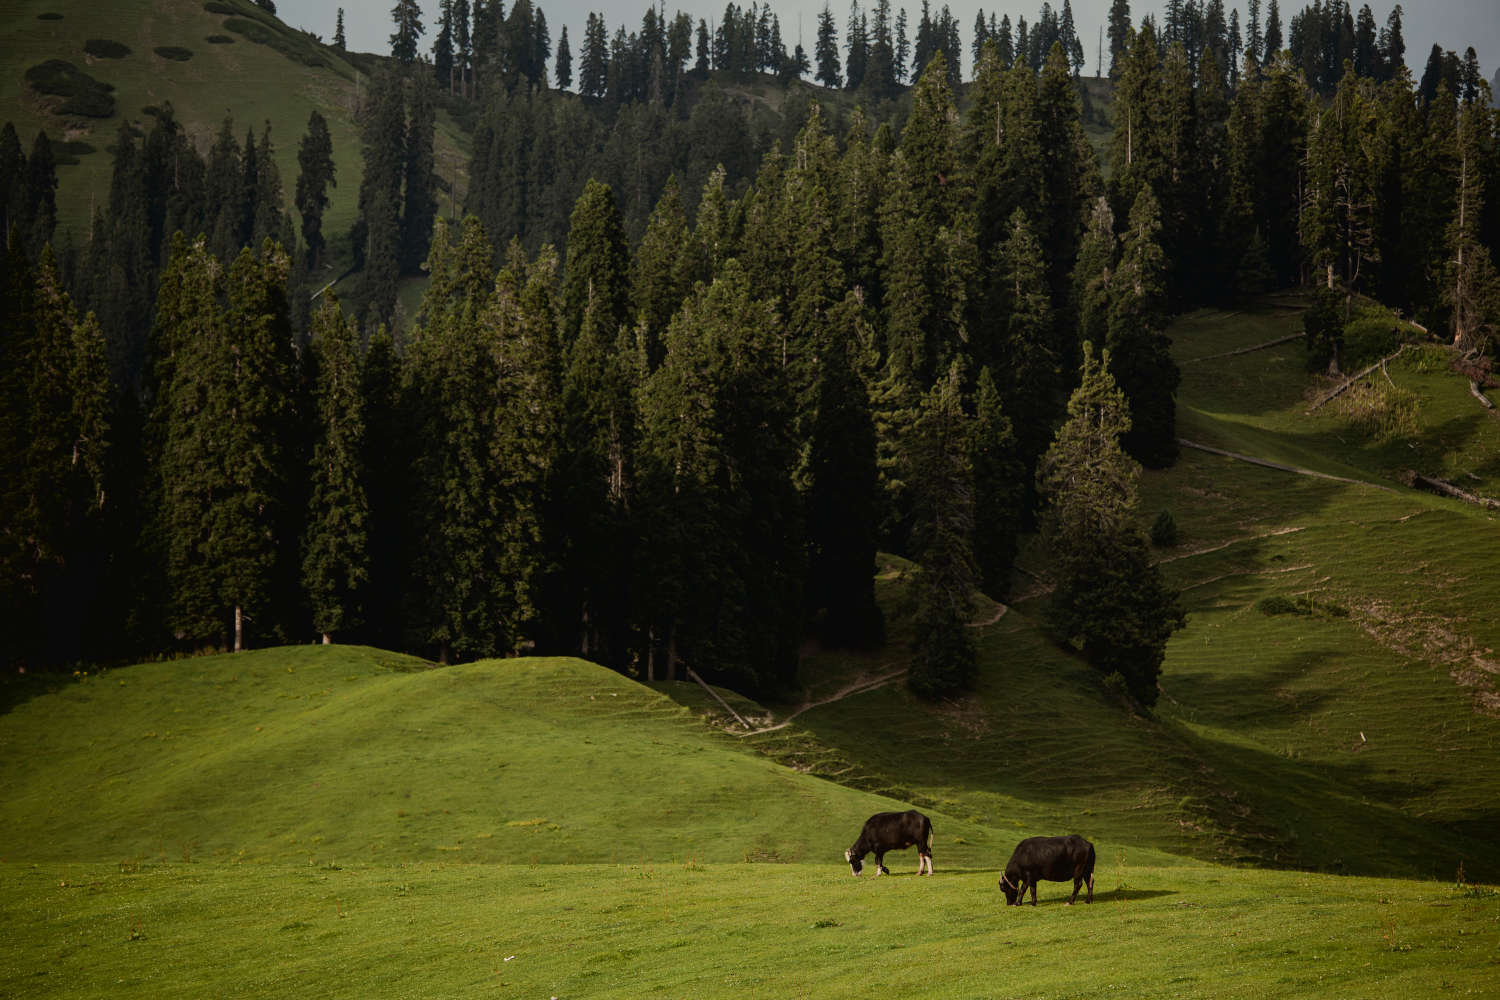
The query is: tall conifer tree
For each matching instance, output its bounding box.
[303,296,369,643]
[905,362,977,699]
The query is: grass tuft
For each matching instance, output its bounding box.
[83,38,131,59]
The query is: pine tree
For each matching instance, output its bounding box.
[1107,1,1131,77]
[1037,42,1090,343]
[3,250,112,665]
[636,262,802,694]
[402,71,438,273]
[965,41,1042,266]
[995,209,1056,488]
[251,122,289,249]
[404,226,557,661]
[1263,0,1282,56]
[1110,23,1164,221]
[23,131,58,261]
[357,67,406,326]
[152,238,296,651]
[303,296,369,643]
[555,24,572,89]
[846,1,868,90]
[632,175,692,367]
[805,293,884,647]
[435,0,456,91]
[1447,97,1500,350]
[390,0,426,64]
[969,366,1023,596]
[561,179,630,348]
[296,111,337,273]
[1107,185,1179,468]
[1072,195,1116,374]
[1,124,24,245]
[816,2,843,88]
[360,324,404,651]
[1038,342,1184,706]
[333,7,346,52]
[904,361,978,699]
[205,117,244,266]
[220,242,299,650]
[550,270,639,666]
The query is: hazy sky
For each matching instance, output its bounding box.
[294,0,1498,84]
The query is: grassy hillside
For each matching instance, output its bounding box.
[0,648,1494,999]
[1,0,470,273]
[0,646,1008,868]
[702,299,1500,884]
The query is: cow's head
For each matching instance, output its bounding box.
[845,848,863,876]
[999,871,1020,906]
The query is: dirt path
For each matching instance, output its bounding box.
[1177,439,1400,493]
[735,670,908,736]
[734,603,1009,736]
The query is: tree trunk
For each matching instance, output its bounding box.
[438,640,450,665]
[646,625,655,682]
[667,624,678,682]
[322,632,331,645]
[234,605,244,652]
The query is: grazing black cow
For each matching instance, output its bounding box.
[845,810,933,876]
[998,835,1095,906]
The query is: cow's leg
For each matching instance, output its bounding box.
[874,851,887,876]
[1086,872,1094,903]
[919,850,933,875]
[1028,875,1038,906]
[1068,876,1081,905]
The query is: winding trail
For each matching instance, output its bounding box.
[733,603,1010,737]
[1177,439,1400,493]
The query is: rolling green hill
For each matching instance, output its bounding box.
[1,0,470,273]
[0,646,1010,868]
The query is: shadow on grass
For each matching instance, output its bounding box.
[1000,889,1179,906]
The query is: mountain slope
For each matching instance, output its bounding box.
[2,0,469,265]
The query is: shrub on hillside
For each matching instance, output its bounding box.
[1257,595,1303,616]
[1335,381,1420,443]
[51,140,96,165]
[24,60,116,118]
[37,12,63,19]
[84,39,131,59]
[154,46,194,61]
[1149,509,1178,547]
[221,16,328,67]
[206,34,235,44]
[1303,287,1345,373]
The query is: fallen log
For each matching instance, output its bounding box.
[1305,344,1412,413]
[1469,380,1495,410]
[1400,471,1500,510]
[1183,332,1304,364]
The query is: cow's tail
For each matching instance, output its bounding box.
[924,820,934,852]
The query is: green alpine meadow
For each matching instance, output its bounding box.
[4,0,1500,995]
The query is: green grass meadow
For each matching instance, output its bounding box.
[4,860,1496,999]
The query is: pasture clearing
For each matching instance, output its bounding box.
[1,860,1495,998]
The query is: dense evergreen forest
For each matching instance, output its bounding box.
[3,0,1498,709]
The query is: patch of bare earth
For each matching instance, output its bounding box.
[1350,599,1500,716]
